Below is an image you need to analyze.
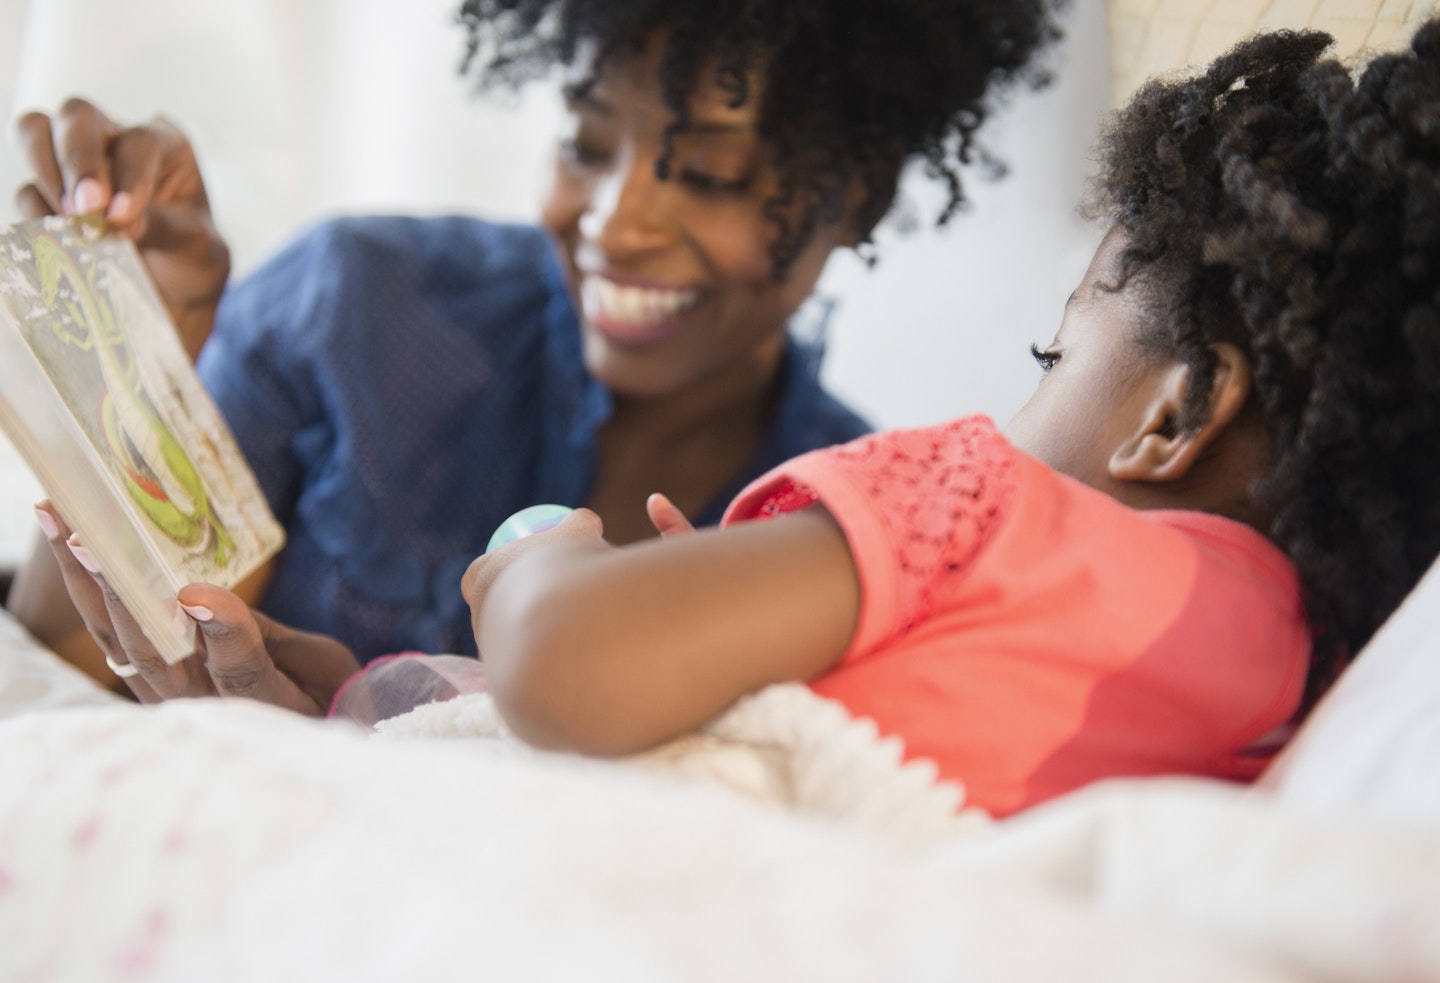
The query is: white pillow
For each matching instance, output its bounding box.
[0,607,119,717]
[1259,556,1440,826]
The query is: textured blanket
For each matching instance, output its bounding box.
[1,618,1438,981]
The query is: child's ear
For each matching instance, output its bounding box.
[1109,343,1253,484]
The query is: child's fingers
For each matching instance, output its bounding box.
[646,493,695,538]
[460,508,607,619]
[549,506,604,541]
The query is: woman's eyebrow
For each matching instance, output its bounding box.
[678,120,755,135]
[563,86,613,116]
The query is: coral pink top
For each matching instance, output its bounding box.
[723,416,1310,818]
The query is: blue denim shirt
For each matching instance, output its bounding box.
[198,216,872,662]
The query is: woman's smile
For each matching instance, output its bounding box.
[580,273,704,346]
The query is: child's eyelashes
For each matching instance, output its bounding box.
[1029,343,1060,375]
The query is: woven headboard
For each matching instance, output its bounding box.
[1108,0,1436,105]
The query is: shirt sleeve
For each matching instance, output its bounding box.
[724,415,1020,662]
[197,227,330,526]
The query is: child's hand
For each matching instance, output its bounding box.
[460,507,609,643]
[645,492,695,538]
[468,502,860,756]
[36,501,358,714]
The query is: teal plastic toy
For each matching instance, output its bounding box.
[485,504,574,553]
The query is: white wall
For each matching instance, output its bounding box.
[0,0,1112,564]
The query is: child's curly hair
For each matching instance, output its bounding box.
[1091,23,1440,700]
[457,0,1066,277]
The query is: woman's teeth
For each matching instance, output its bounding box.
[583,276,700,327]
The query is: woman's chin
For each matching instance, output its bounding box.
[582,334,687,400]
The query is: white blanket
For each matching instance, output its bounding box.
[1,605,1438,982]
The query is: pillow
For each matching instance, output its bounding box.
[0,607,119,717]
[1258,555,1440,826]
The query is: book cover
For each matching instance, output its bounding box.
[0,215,284,664]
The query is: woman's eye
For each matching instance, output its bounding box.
[559,138,610,168]
[1030,343,1060,375]
[678,169,751,196]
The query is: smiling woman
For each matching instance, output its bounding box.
[541,35,828,404]
[5,0,1068,688]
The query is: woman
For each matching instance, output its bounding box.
[8,0,1065,678]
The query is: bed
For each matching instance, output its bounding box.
[0,555,1437,982]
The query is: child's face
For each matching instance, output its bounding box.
[1004,227,1178,503]
[540,34,855,400]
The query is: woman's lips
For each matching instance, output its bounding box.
[581,274,702,346]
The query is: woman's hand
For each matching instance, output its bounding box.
[36,502,358,714]
[13,98,230,360]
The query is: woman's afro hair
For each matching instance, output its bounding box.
[1091,21,1440,700]
[457,0,1066,277]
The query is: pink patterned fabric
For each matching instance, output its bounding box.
[748,417,1017,638]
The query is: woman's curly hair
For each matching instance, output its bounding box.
[457,0,1065,277]
[1091,22,1440,700]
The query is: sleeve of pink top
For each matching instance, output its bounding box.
[724,415,1020,665]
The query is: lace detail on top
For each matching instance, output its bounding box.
[749,481,820,518]
[742,416,1020,643]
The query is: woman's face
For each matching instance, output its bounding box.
[541,36,854,399]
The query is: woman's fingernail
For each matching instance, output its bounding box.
[73,178,104,214]
[33,506,59,541]
[106,191,132,219]
[67,538,100,573]
[180,603,214,623]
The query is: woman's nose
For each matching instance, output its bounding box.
[578,154,672,254]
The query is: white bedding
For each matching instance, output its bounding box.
[2,558,1439,981]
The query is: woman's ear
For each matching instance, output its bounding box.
[1109,343,1253,484]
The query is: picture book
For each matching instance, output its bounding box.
[0,215,284,664]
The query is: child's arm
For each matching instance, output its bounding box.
[469,506,860,756]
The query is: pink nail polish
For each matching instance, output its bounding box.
[180,603,214,623]
[33,506,59,541]
[67,538,100,573]
[73,178,104,214]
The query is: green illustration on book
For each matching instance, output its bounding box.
[32,232,237,565]
[0,214,283,663]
